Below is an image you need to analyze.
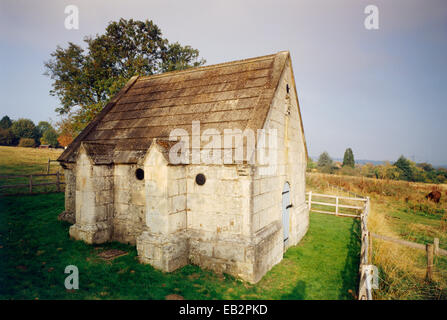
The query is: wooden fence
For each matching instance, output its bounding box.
[306,191,367,218]
[358,197,375,300]
[46,158,60,174]
[306,191,375,300]
[0,172,65,195]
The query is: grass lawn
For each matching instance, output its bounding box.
[379,199,447,250]
[0,146,64,195]
[0,146,62,176]
[0,193,360,300]
[307,173,447,299]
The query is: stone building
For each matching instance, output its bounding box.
[58,51,309,283]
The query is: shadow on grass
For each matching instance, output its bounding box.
[340,218,361,299]
[280,280,307,299]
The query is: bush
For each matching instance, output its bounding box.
[18,138,36,148]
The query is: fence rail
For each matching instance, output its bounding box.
[0,172,65,195]
[306,191,366,218]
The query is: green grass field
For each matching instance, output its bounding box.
[0,193,360,300]
[0,146,62,176]
[0,146,63,195]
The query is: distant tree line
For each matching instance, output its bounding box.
[308,148,447,184]
[0,115,71,148]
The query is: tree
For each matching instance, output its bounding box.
[416,162,434,172]
[57,133,73,148]
[45,18,206,135]
[10,119,38,141]
[37,121,53,136]
[394,155,413,181]
[41,128,58,147]
[0,128,17,145]
[318,151,333,167]
[0,116,12,129]
[160,42,205,72]
[317,151,334,173]
[56,116,76,147]
[342,148,355,168]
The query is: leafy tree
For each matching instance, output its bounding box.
[44,18,206,134]
[160,42,205,72]
[318,151,333,168]
[57,133,73,148]
[376,161,400,180]
[37,121,53,136]
[0,116,12,129]
[317,152,334,173]
[0,128,17,145]
[342,148,355,168]
[394,155,413,181]
[10,119,38,141]
[412,166,427,182]
[40,128,58,147]
[416,162,434,172]
[56,116,76,147]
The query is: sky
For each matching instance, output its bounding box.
[0,0,446,165]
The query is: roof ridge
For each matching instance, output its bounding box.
[138,51,289,81]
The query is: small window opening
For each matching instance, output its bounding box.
[135,168,144,180]
[195,173,206,185]
[286,84,290,94]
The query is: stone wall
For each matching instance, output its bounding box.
[112,164,146,244]
[69,146,114,244]
[252,60,309,255]
[58,163,76,224]
[136,143,189,271]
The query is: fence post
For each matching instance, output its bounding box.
[308,191,312,212]
[426,244,434,281]
[47,159,50,174]
[434,238,439,257]
[56,171,60,193]
[29,175,33,193]
[335,196,339,216]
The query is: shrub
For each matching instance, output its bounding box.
[18,138,36,148]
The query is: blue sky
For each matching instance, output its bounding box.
[0,0,446,165]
